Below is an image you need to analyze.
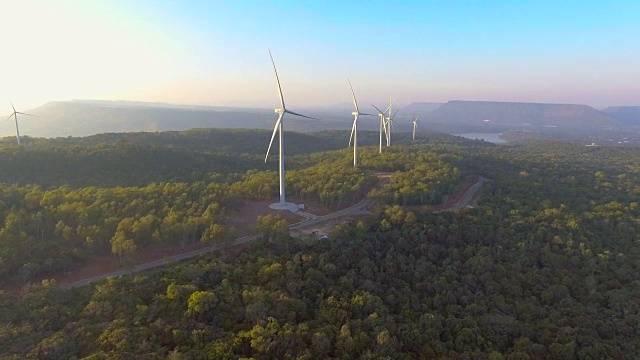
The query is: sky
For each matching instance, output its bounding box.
[1,0,639,112]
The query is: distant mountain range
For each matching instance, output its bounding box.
[404,100,640,137]
[601,106,640,126]
[402,102,445,113]
[0,100,359,138]
[2,99,639,140]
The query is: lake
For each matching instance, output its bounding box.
[454,133,506,144]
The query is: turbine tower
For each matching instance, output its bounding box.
[265,50,318,210]
[386,97,393,146]
[348,79,374,167]
[6,102,36,145]
[372,102,393,153]
[412,115,419,140]
[386,109,399,146]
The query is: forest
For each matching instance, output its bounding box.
[0,130,465,285]
[0,129,638,358]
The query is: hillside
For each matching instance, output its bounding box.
[0,128,389,187]
[602,106,640,126]
[0,139,638,358]
[5,99,640,142]
[401,102,445,113]
[407,100,620,134]
[1,100,360,139]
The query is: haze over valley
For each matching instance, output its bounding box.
[3,99,640,144]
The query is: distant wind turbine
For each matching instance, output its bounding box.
[265,50,319,210]
[412,115,419,140]
[5,101,36,145]
[372,101,394,154]
[386,109,399,146]
[348,79,375,167]
[385,97,393,146]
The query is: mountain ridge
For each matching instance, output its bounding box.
[601,106,640,126]
[3,99,639,140]
[403,100,636,135]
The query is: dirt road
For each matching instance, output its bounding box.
[450,176,488,209]
[62,199,372,289]
[62,179,486,289]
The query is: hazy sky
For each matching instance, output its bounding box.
[1,0,639,111]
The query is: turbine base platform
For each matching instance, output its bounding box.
[269,202,300,212]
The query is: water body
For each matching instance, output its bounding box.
[454,133,506,144]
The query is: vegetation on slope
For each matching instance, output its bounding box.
[0,129,358,187]
[0,132,463,284]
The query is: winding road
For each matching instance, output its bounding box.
[62,177,487,289]
[61,198,374,289]
[450,176,489,209]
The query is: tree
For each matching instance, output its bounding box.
[201,223,234,245]
[256,214,289,243]
[110,233,137,265]
[187,290,217,321]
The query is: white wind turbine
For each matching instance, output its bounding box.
[348,79,375,167]
[386,109,399,146]
[412,115,419,140]
[6,101,36,145]
[265,50,318,210]
[371,101,394,153]
[385,97,393,146]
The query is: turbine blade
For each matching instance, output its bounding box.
[349,118,356,147]
[371,104,385,114]
[10,101,15,112]
[16,112,36,117]
[265,114,283,162]
[269,50,285,109]
[358,112,376,116]
[383,99,396,114]
[5,114,13,122]
[285,109,320,120]
[392,109,399,118]
[348,78,359,114]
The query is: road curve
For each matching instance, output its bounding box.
[450,177,488,210]
[62,198,373,289]
[62,178,486,290]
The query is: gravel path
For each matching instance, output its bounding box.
[62,179,487,289]
[61,198,372,289]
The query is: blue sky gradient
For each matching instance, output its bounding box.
[2,0,639,109]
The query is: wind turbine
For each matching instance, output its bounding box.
[385,97,393,146]
[371,101,394,153]
[412,115,419,140]
[6,102,36,145]
[348,79,375,167]
[386,109,399,146]
[265,50,318,210]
